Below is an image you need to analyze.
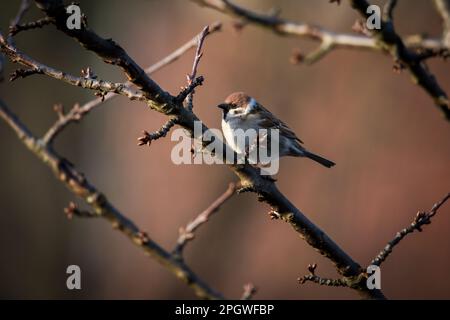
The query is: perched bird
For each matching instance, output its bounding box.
[217,92,335,168]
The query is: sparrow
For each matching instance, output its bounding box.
[217,92,335,168]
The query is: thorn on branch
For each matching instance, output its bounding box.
[9,68,42,81]
[137,118,178,147]
[241,283,257,300]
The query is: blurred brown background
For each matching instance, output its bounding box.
[0,0,449,299]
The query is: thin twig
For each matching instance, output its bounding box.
[298,264,348,287]
[0,34,145,104]
[9,17,53,37]
[173,182,238,258]
[0,54,6,82]
[185,25,211,111]
[371,193,450,266]
[146,22,221,76]
[137,118,178,147]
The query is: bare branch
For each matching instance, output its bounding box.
[9,17,52,37]
[173,182,238,258]
[145,22,221,76]
[298,264,349,287]
[371,193,450,267]
[43,103,88,146]
[185,25,211,111]
[192,0,442,65]
[0,34,145,103]
[0,99,224,300]
[40,24,222,146]
[137,118,178,147]
[347,0,450,121]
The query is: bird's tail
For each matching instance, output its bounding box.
[302,150,335,168]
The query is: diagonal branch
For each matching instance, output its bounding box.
[0,34,145,104]
[347,0,450,121]
[145,22,222,76]
[173,182,238,258]
[371,193,450,266]
[0,99,224,300]
[185,25,211,111]
[41,23,221,146]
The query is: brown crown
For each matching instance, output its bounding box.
[224,92,251,107]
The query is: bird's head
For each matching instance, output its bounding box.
[218,92,259,120]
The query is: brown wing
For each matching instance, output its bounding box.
[257,104,304,144]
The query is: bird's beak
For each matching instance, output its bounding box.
[217,103,230,111]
